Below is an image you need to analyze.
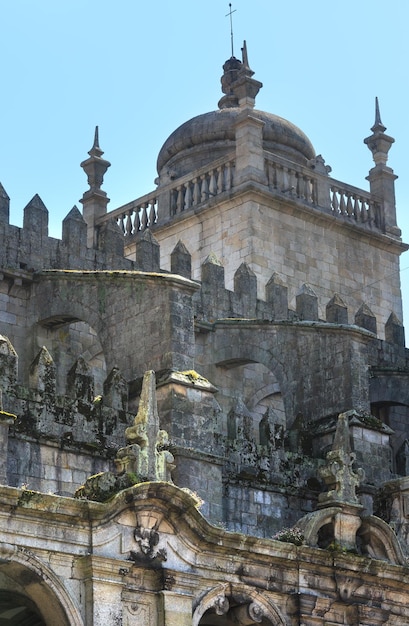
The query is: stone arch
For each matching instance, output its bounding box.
[247,382,281,411]
[35,314,107,396]
[370,372,409,407]
[296,509,406,565]
[215,360,286,444]
[0,544,84,626]
[370,372,409,473]
[0,589,45,624]
[213,331,285,385]
[358,515,406,565]
[296,507,339,549]
[193,583,286,626]
[211,321,373,428]
[212,326,291,429]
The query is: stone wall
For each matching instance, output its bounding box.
[151,187,404,339]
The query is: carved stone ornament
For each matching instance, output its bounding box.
[214,594,229,615]
[248,602,264,623]
[129,521,167,564]
[319,411,365,506]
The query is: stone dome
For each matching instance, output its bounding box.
[156,107,316,179]
[156,46,316,182]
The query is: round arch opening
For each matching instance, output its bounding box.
[193,588,285,626]
[0,590,45,625]
[0,557,79,626]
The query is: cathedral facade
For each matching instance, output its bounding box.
[1,44,409,624]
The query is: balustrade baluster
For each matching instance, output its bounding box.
[132,207,139,232]
[353,197,360,221]
[311,178,318,205]
[184,182,192,210]
[303,177,311,203]
[295,173,302,198]
[170,189,177,216]
[289,169,297,195]
[192,178,200,206]
[125,211,133,235]
[225,163,232,191]
[144,202,153,228]
[346,195,353,217]
[176,186,184,213]
[140,204,148,230]
[367,202,374,226]
[209,170,217,196]
[216,166,223,194]
[201,174,209,202]
[152,200,158,225]
[265,159,279,189]
[281,168,289,193]
[119,214,125,234]
[274,166,283,193]
[273,163,278,189]
[339,193,346,216]
[331,188,339,214]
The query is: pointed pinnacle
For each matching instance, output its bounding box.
[88,125,104,158]
[371,97,387,134]
[332,412,352,456]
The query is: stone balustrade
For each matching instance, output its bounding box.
[330,182,382,229]
[113,191,158,237]
[99,151,386,238]
[265,153,318,205]
[169,158,235,216]
[265,152,383,231]
[99,154,236,237]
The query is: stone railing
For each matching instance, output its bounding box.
[100,150,384,237]
[98,153,235,237]
[169,157,235,217]
[108,191,159,237]
[329,182,382,229]
[265,152,383,231]
[265,153,318,205]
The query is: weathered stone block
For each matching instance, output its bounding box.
[296,284,318,321]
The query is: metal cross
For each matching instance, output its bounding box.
[226,3,237,57]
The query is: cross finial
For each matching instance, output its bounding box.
[226,3,237,58]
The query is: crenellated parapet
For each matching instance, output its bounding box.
[191,250,405,344]
[0,192,133,274]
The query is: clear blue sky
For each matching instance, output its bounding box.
[1,1,409,326]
